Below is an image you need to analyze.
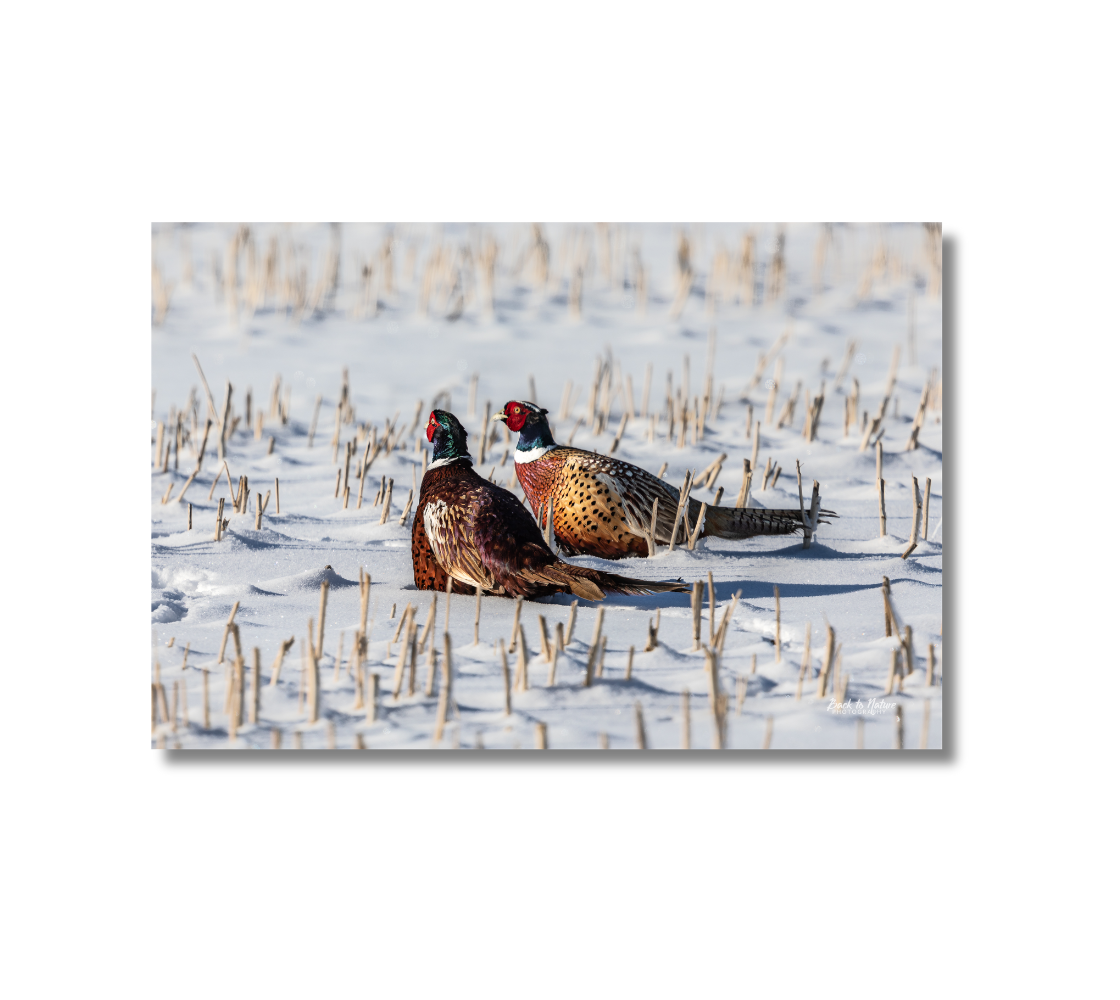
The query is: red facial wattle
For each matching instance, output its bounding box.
[426,414,438,442]
[505,402,528,432]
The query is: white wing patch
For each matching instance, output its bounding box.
[423,499,488,589]
[423,500,450,557]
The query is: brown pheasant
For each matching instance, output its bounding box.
[411,410,688,600]
[495,400,833,559]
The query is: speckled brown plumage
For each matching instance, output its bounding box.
[518,448,671,558]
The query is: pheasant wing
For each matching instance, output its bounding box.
[422,494,495,591]
[468,482,572,594]
[551,452,680,554]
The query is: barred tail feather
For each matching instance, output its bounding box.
[703,505,838,539]
[524,563,688,599]
[578,567,689,597]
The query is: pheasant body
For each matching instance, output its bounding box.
[516,445,666,558]
[498,400,833,560]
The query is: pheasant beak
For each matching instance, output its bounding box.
[492,412,507,422]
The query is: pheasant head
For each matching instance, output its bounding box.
[426,409,472,467]
[495,400,556,454]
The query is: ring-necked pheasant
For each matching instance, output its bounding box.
[495,400,833,560]
[411,410,688,600]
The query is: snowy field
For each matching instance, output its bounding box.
[151,221,942,750]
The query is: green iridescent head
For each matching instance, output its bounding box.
[425,409,472,465]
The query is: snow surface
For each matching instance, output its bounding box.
[151,222,941,750]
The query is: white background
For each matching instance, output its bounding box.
[3,2,1114,997]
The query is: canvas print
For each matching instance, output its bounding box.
[151,223,942,750]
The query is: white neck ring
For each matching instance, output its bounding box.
[428,456,472,471]
[514,444,557,464]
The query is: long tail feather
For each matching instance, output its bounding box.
[703,505,838,539]
[590,570,690,596]
[571,566,689,596]
[533,562,688,598]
